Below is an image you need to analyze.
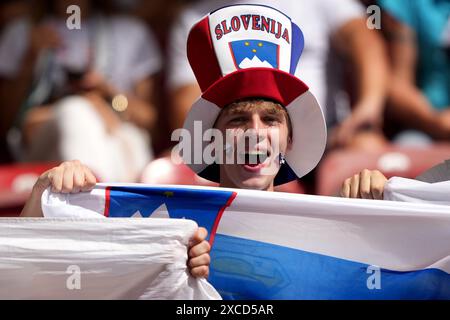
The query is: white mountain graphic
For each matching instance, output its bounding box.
[130,204,171,218]
[239,55,273,69]
[131,211,143,218]
[149,203,170,219]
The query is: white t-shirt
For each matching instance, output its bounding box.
[0,14,162,93]
[167,0,364,124]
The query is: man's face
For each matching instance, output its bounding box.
[214,100,292,190]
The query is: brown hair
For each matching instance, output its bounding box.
[215,98,293,141]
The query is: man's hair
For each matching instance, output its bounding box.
[215,98,293,141]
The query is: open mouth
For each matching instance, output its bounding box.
[239,150,270,167]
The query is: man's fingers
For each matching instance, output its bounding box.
[188,253,211,269]
[189,240,211,258]
[61,164,75,193]
[341,170,388,200]
[190,266,209,278]
[371,170,387,200]
[50,167,64,193]
[359,169,373,199]
[72,164,85,193]
[34,169,52,191]
[191,227,208,245]
[81,166,97,191]
[32,161,96,195]
[350,174,360,198]
[188,228,211,279]
[340,178,350,198]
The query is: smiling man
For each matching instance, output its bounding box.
[20,4,326,282]
[212,99,293,191]
[180,4,327,192]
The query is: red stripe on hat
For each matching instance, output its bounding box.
[187,16,223,92]
[202,68,309,108]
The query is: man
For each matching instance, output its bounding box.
[20,4,383,280]
[178,4,327,192]
[168,0,389,151]
[211,99,293,191]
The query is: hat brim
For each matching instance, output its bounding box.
[182,68,327,185]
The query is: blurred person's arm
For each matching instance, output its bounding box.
[0,51,35,137]
[332,17,389,147]
[115,18,160,130]
[170,83,201,130]
[80,71,157,130]
[128,76,158,130]
[0,23,60,137]
[167,8,202,131]
[385,20,450,139]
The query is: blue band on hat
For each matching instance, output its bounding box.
[290,23,304,74]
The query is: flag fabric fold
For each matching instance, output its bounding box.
[0,218,221,299]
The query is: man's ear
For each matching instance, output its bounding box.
[287,137,293,151]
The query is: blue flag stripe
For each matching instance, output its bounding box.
[210,234,450,300]
[105,186,236,244]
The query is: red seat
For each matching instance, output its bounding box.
[141,156,305,194]
[317,143,450,196]
[0,162,58,216]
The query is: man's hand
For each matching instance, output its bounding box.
[21,160,97,217]
[340,169,387,200]
[188,227,211,278]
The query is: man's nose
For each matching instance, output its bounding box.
[247,115,265,130]
[246,115,268,141]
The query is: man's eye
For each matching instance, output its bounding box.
[263,116,280,124]
[229,117,247,124]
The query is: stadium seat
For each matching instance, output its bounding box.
[316,143,450,196]
[141,156,305,194]
[0,162,58,217]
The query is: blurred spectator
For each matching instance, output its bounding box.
[0,0,162,182]
[380,0,450,146]
[130,0,186,154]
[0,0,35,30]
[167,0,389,152]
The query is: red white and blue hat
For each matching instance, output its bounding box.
[183,4,327,185]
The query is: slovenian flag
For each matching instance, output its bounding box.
[40,178,450,300]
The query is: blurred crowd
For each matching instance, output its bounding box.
[0,0,449,190]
